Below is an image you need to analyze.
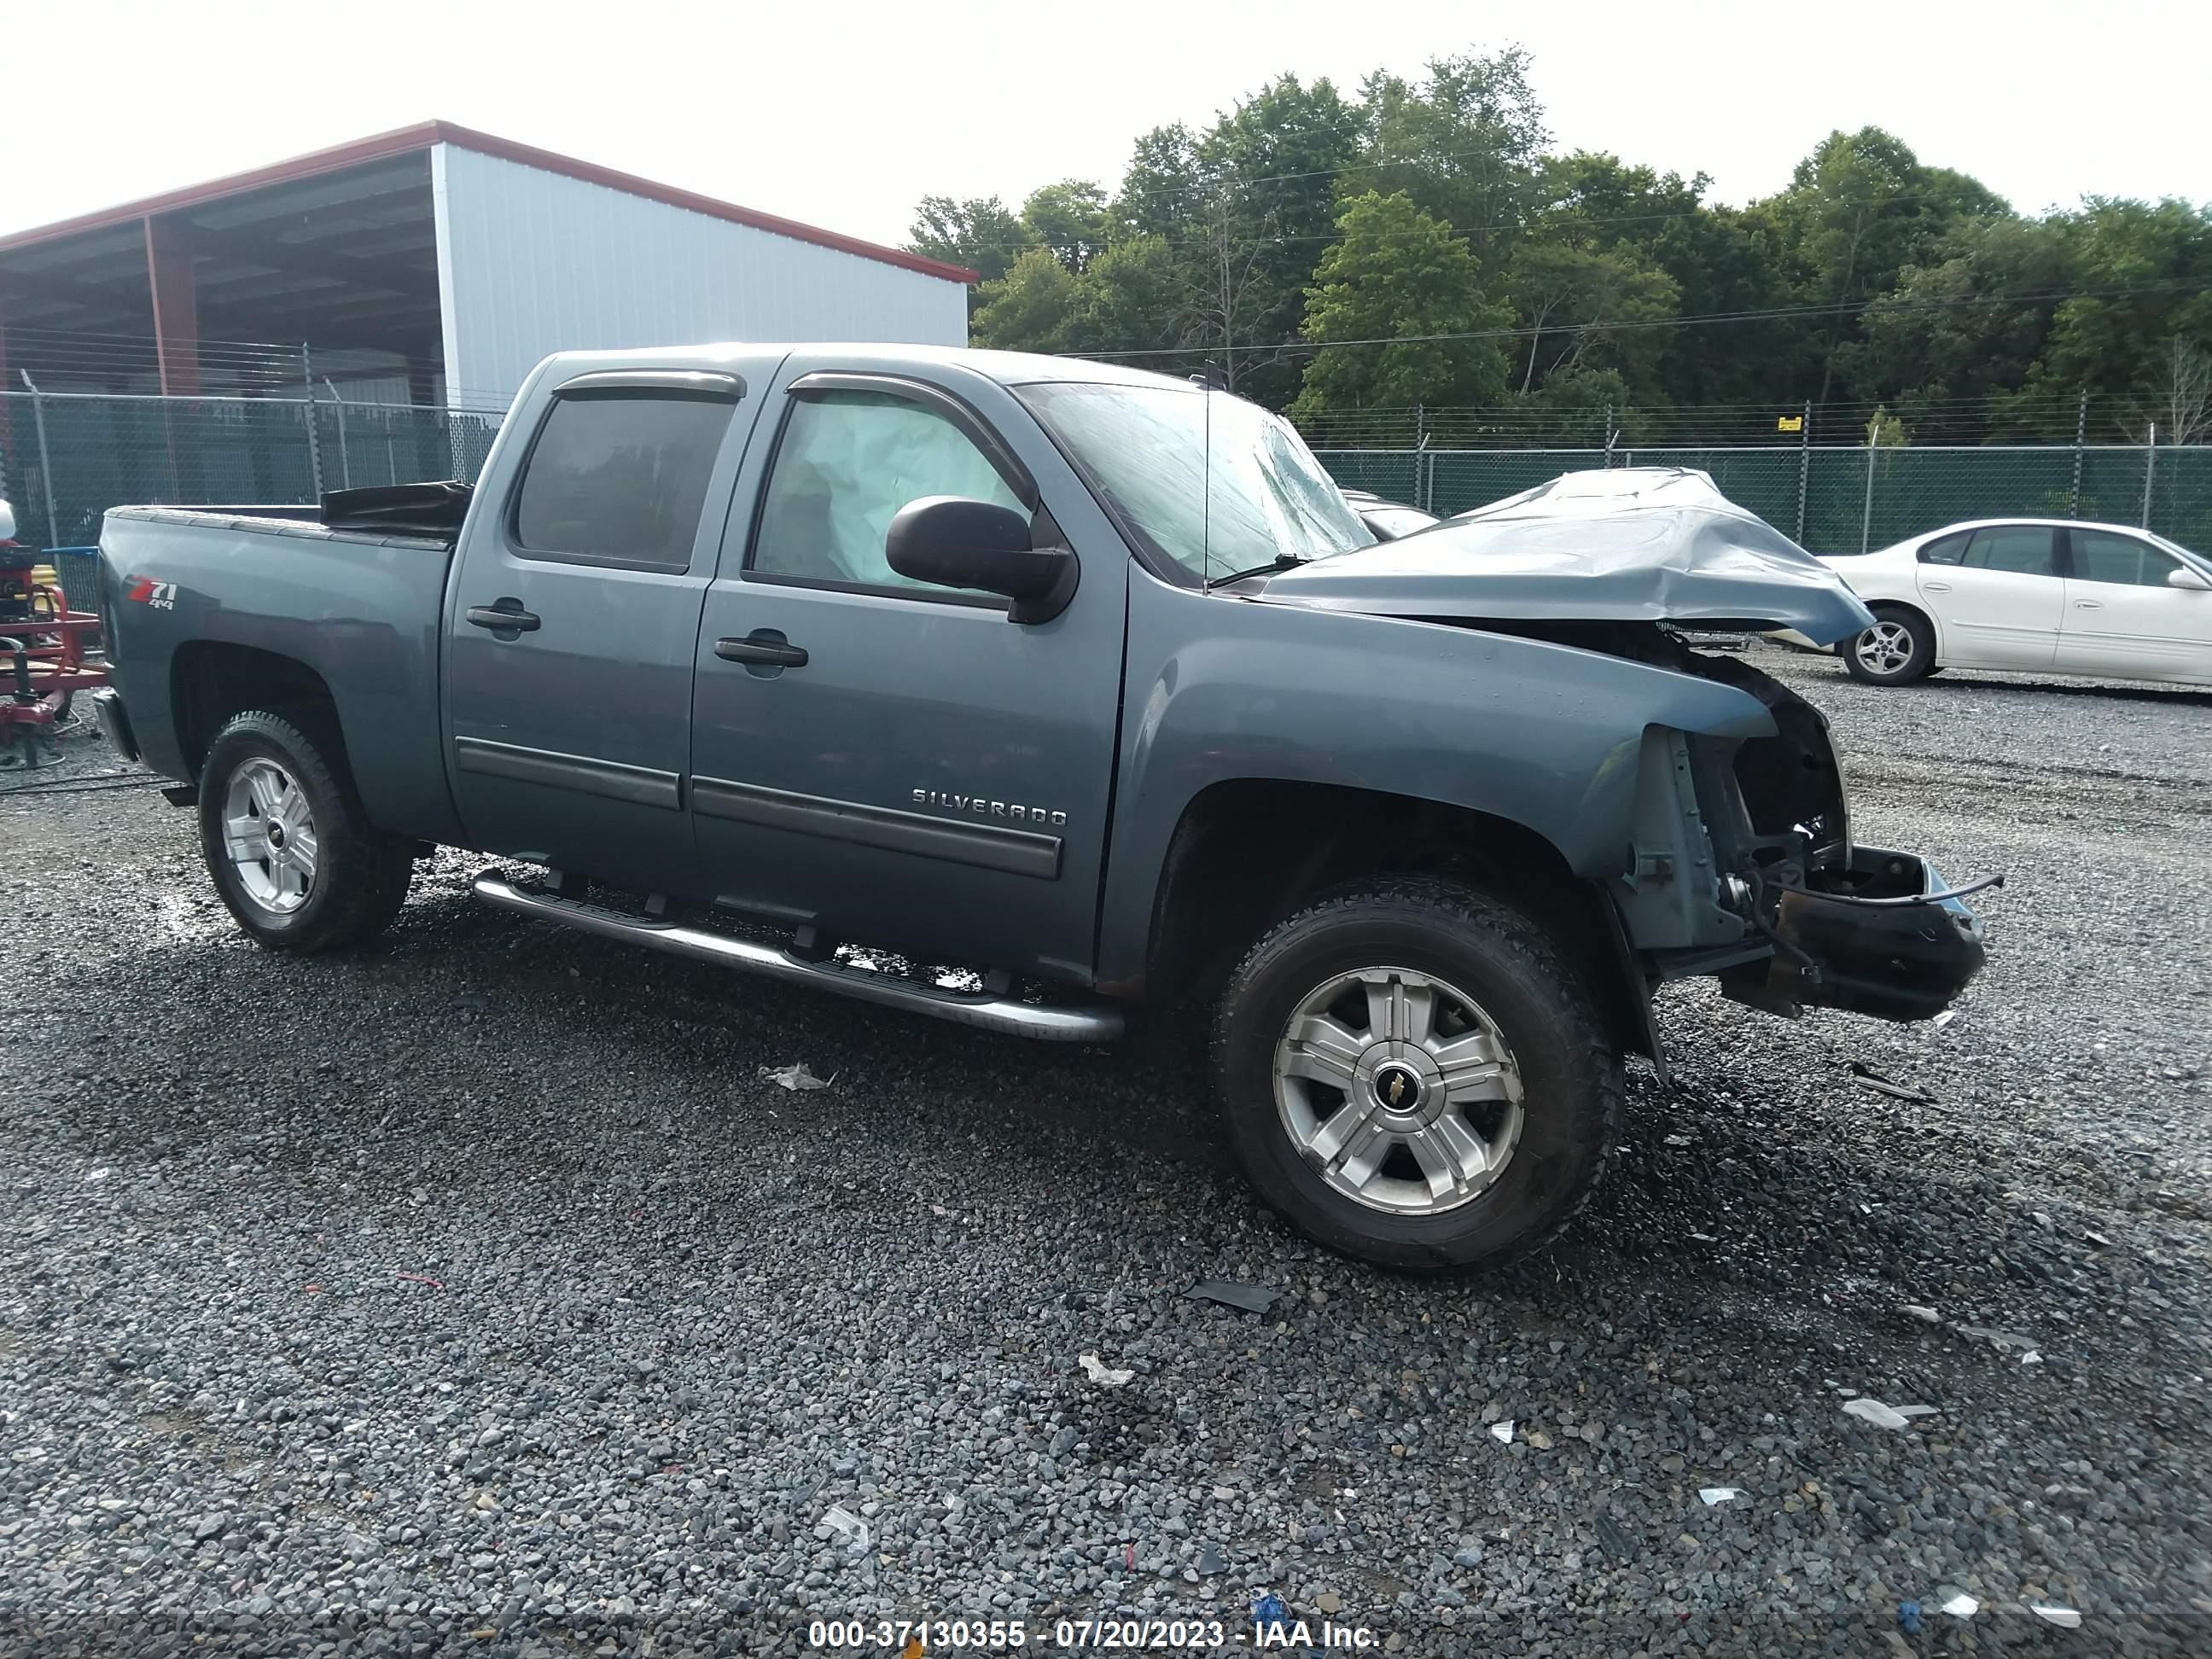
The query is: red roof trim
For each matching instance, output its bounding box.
[0,120,978,285]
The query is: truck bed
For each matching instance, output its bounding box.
[98,504,464,844]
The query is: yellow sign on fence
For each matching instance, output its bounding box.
[1776,414,1804,433]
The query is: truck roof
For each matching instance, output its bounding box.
[529,341,1186,393]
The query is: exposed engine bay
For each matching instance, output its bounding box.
[1442,618,1993,1025]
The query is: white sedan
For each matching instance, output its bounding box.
[1778,517,2212,688]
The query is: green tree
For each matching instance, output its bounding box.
[1291,192,1511,415]
[1520,366,1640,443]
[1854,215,2073,429]
[1070,235,1189,359]
[1505,237,1679,400]
[1022,180,1112,273]
[2128,336,2212,445]
[1113,124,1204,241]
[911,46,2138,430]
[969,247,1084,354]
[1534,153,1796,406]
[905,195,1031,284]
[1344,48,1549,261]
[1184,73,1365,399]
[1767,127,2013,405]
[2024,198,2212,429]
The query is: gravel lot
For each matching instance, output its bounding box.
[2,646,2207,1656]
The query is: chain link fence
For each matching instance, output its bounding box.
[3,388,2208,606]
[1321,443,2212,555]
[0,393,501,594]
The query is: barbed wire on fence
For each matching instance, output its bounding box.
[1,323,521,411]
[1287,392,2119,451]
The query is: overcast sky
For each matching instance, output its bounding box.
[6,0,2205,248]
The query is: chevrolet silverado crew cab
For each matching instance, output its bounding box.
[91,344,1991,1270]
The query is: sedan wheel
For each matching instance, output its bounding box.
[1840,606,1935,685]
[1854,621,1916,678]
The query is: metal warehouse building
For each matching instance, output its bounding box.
[0,120,974,409]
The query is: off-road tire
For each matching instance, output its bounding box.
[1211,876,1621,1272]
[198,710,414,952]
[1840,604,1936,685]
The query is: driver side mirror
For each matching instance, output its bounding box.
[886,495,1079,624]
[2167,565,2212,591]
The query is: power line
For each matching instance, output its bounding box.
[927,180,2013,259]
[1062,278,2202,362]
[923,156,2107,262]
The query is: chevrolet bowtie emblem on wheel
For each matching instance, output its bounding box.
[1371,1062,1420,1110]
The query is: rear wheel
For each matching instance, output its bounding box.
[1211,878,1621,1272]
[1841,605,1936,684]
[198,711,414,952]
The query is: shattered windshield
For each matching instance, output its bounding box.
[1018,381,1372,582]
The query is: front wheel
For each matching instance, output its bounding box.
[1841,606,1936,684]
[1211,878,1621,1272]
[198,710,414,952]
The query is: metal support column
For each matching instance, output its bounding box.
[302,344,323,498]
[1860,438,1877,555]
[2141,423,2157,530]
[1795,401,1811,544]
[2069,390,2087,517]
[143,215,201,397]
[17,370,58,548]
[323,378,352,492]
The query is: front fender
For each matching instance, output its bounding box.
[1093,570,1774,987]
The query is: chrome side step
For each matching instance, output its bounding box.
[470,874,1124,1044]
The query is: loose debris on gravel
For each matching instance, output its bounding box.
[2,648,2207,1656]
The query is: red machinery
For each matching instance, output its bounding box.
[0,544,108,768]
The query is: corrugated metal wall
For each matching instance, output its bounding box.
[430,144,968,409]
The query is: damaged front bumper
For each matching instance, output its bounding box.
[1724,847,1991,1022]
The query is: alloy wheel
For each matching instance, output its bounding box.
[1854,620,1916,678]
[221,757,318,914]
[1272,966,1525,1216]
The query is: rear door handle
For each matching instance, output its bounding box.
[465,601,540,632]
[715,632,808,667]
[2074,599,2104,609]
[1922,582,1953,593]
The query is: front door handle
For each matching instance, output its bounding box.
[715,632,808,667]
[1922,582,1953,593]
[466,601,541,632]
[2074,599,2104,609]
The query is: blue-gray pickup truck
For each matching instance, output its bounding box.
[90,344,1989,1270]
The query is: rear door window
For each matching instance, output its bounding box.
[1917,529,1974,564]
[513,392,736,572]
[1959,526,2058,577]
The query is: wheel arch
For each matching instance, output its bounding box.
[1135,777,1656,1062]
[171,641,352,787]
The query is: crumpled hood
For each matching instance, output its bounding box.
[1263,468,1877,643]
